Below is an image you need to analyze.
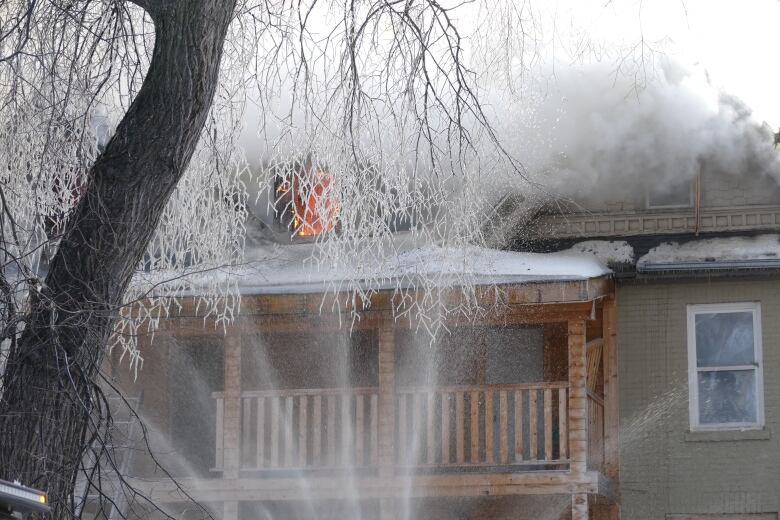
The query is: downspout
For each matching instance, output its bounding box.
[694,163,702,236]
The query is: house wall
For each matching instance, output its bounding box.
[529,169,780,238]
[618,278,780,519]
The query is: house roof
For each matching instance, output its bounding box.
[232,242,612,295]
[521,232,780,279]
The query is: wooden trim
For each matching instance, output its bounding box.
[603,295,620,481]
[153,299,611,337]
[568,320,588,476]
[222,333,242,478]
[153,276,613,319]
[377,317,396,477]
[134,470,606,502]
[396,382,568,394]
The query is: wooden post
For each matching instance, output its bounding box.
[568,320,588,520]
[377,314,396,520]
[222,332,242,520]
[222,332,242,477]
[603,296,620,481]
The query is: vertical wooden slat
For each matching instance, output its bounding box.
[355,394,365,466]
[241,397,252,467]
[485,390,494,464]
[397,394,407,463]
[544,388,553,461]
[456,392,465,464]
[270,397,279,467]
[441,393,451,465]
[470,390,480,463]
[284,396,294,466]
[312,395,321,466]
[411,392,423,464]
[299,395,308,467]
[370,394,379,466]
[499,390,508,464]
[341,393,352,466]
[427,392,436,464]
[215,397,224,469]
[327,394,336,466]
[529,390,538,460]
[256,397,265,468]
[558,388,568,460]
[514,389,523,462]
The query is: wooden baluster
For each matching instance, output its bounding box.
[285,396,294,467]
[312,395,321,466]
[327,394,336,466]
[558,388,568,460]
[397,394,407,464]
[370,394,379,466]
[529,389,538,460]
[470,390,480,464]
[499,390,508,464]
[544,388,553,461]
[412,392,423,465]
[485,390,494,464]
[456,391,465,464]
[299,395,308,467]
[514,390,523,462]
[441,392,451,465]
[355,394,365,466]
[215,397,224,469]
[270,397,280,467]
[427,392,436,464]
[341,393,352,466]
[241,397,252,468]
[256,397,265,468]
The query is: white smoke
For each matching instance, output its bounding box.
[490,58,780,202]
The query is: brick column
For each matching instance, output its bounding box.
[568,320,588,520]
[222,332,242,519]
[377,315,396,520]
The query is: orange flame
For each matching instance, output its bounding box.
[291,169,340,237]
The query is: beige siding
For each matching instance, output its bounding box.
[618,279,780,520]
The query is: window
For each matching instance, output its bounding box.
[687,303,764,431]
[646,178,694,208]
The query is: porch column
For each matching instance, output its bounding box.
[603,296,620,481]
[602,295,621,520]
[222,332,242,520]
[377,314,397,520]
[568,320,588,520]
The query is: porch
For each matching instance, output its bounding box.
[139,275,619,519]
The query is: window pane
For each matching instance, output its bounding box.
[646,180,692,207]
[697,370,757,425]
[695,311,754,367]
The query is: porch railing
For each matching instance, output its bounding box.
[396,383,569,467]
[214,382,571,472]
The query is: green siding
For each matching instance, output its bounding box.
[618,279,780,519]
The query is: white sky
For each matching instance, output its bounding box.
[547,0,780,127]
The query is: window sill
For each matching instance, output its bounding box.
[684,427,770,442]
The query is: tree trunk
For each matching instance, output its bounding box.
[0,1,236,517]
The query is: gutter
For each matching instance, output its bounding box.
[638,258,780,273]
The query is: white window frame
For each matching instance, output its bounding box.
[687,302,764,432]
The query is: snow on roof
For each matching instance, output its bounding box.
[236,243,611,295]
[562,240,634,265]
[638,234,780,266]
